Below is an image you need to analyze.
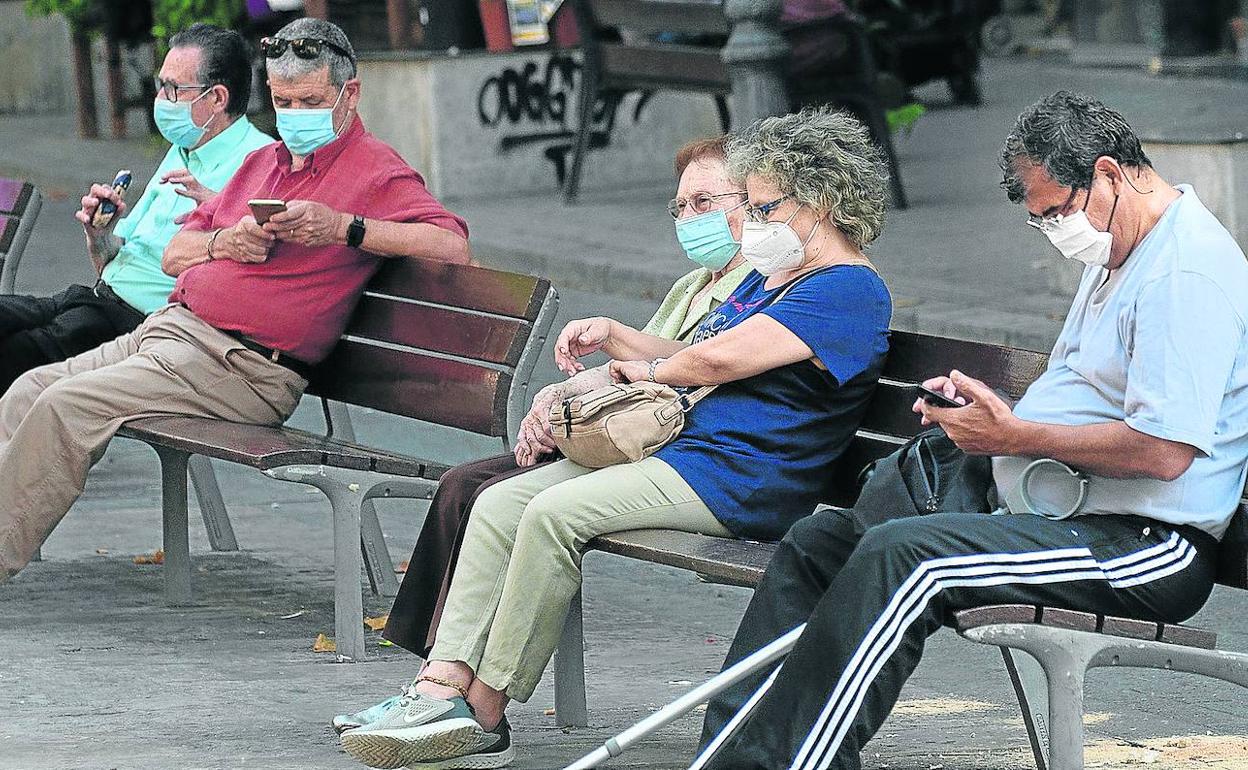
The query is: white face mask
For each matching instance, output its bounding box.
[740,206,821,276]
[1035,209,1113,267]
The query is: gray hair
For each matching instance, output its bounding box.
[266,17,357,87]
[726,106,888,247]
[1000,90,1152,203]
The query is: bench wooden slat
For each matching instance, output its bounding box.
[586,0,729,36]
[589,529,777,588]
[953,604,1217,649]
[859,381,930,439]
[0,215,17,254]
[349,295,528,367]
[118,416,441,477]
[311,340,511,437]
[1038,607,1100,632]
[884,331,1049,401]
[600,44,729,92]
[367,259,548,321]
[0,179,33,216]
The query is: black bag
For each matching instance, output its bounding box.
[850,426,995,534]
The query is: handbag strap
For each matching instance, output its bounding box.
[673,265,840,407]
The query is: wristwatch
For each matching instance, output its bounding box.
[346,215,366,248]
[647,358,667,382]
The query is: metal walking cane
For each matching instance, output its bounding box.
[562,624,807,770]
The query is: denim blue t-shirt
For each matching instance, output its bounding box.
[656,266,891,540]
[993,186,1248,539]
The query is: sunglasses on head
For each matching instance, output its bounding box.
[261,36,353,62]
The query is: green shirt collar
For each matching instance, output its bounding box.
[181,115,261,170]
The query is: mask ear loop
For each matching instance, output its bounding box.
[188,86,217,133]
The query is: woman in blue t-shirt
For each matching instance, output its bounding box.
[338,107,893,770]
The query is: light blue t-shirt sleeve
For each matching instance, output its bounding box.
[760,267,891,385]
[1124,271,1245,456]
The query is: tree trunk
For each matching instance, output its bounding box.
[71,29,99,140]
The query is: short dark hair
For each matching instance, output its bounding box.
[1000,90,1152,203]
[169,23,252,117]
[674,135,730,178]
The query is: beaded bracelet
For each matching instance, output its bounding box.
[206,227,224,261]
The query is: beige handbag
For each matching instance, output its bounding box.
[549,381,715,468]
[547,263,863,468]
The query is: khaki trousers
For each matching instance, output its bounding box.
[0,305,306,582]
[429,456,731,702]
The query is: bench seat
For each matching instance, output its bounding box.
[119,416,450,479]
[953,603,1216,650]
[589,530,777,589]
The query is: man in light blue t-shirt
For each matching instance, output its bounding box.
[0,23,272,394]
[695,92,1248,769]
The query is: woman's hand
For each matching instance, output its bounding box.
[514,383,565,466]
[554,317,614,375]
[609,359,650,384]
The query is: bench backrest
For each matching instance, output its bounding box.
[0,178,42,295]
[307,259,557,440]
[827,330,1248,590]
[570,0,731,93]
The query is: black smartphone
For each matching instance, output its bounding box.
[914,384,965,409]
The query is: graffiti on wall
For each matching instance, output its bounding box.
[476,52,651,186]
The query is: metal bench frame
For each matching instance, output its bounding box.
[117,260,558,660]
[550,330,1248,770]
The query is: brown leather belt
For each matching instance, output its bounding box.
[221,329,314,380]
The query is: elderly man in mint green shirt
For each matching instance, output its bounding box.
[0,22,272,394]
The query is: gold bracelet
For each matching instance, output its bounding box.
[206,227,224,261]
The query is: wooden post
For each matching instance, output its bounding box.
[721,0,790,129]
[304,0,330,20]
[70,29,99,140]
[104,32,126,139]
[385,0,411,49]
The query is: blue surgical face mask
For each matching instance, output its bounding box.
[153,89,214,149]
[674,207,741,271]
[275,83,348,156]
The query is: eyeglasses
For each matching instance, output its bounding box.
[1026,186,1086,231]
[744,195,791,223]
[666,191,746,220]
[261,36,354,62]
[153,77,209,103]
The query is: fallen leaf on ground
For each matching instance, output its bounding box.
[133,549,164,565]
[280,610,307,620]
[544,708,556,716]
[378,639,394,647]
[95,548,109,555]
[312,633,336,653]
[394,560,409,574]
[364,614,389,631]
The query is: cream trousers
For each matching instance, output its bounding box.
[428,456,731,701]
[0,305,305,582]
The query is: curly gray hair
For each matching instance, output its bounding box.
[1000,91,1151,203]
[267,17,357,87]
[726,106,888,247]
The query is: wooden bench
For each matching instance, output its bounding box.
[0,178,43,295]
[552,329,1248,770]
[115,259,558,660]
[564,0,908,209]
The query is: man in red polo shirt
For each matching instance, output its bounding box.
[0,17,470,583]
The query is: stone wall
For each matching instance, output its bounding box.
[356,49,722,198]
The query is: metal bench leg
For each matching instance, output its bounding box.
[360,500,399,597]
[554,587,589,727]
[188,456,239,552]
[325,401,398,597]
[155,447,193,606]
[1001,648,1050,770]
